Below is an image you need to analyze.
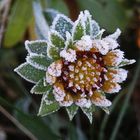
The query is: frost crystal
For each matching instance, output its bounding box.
[48,61,62,77]
[60,49,76,62]
[92,39,109,55]
[75,35,93,51]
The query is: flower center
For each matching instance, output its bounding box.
[59,51,106,95]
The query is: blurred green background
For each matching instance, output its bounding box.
[0,0,140,140]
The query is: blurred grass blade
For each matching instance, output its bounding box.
[33,0,49,39]
[4,0,33,47]
[109,57,140,140]
[0,96,59,140]
[98,87,127,140]
[45,0,69,16]
[0,105,37,140]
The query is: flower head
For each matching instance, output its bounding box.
[14,10,135,123]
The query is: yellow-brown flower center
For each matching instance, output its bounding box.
[59,51,106,95]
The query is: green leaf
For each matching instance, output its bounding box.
[26,54,52,71]
[14,62,45,83]
[66,104,79,120]
[91,20,100,37]
[51,14,73,38]
[43,9,60,26]
[49,30,65,48]
[81,106,95,124]
[25,40,47,55]
[47,45,60,60]
[4,0,32,47]
[31,79,52,94]
[38,94,60,116]
[33,1,49,39]
[72,13,85,41]
[76,0,129,32]
[119,59,136,67]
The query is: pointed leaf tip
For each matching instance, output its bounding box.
[14,62,45,83]
[66,105,79,121]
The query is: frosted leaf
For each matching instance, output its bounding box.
[43,8,60,26]
[119,59,136,67]
[33,1,49,39]
[94,29,105,39]
[66,104,79,120]
[107,28,121,40]
[47,45,60,60]
[26,54,52,71]
[49,30,65,48]
[51,14,73,38]
[72,12,86,41]
[31,78,52,94]
[84,10,92,35]
[25,40,47,55]
[14,62,45,84]
[38,93,60,116]
[91,20,100,37]
[81,106,95,124]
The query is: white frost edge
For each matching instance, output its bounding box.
[26,54,47,71]
[65,31,73,49]
[14,62,36,84]
[47,43,56,59]
[81,107,93,123]
[25,40,48,54]
[38,93,59,116]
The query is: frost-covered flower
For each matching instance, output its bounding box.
[14,10,135,123]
